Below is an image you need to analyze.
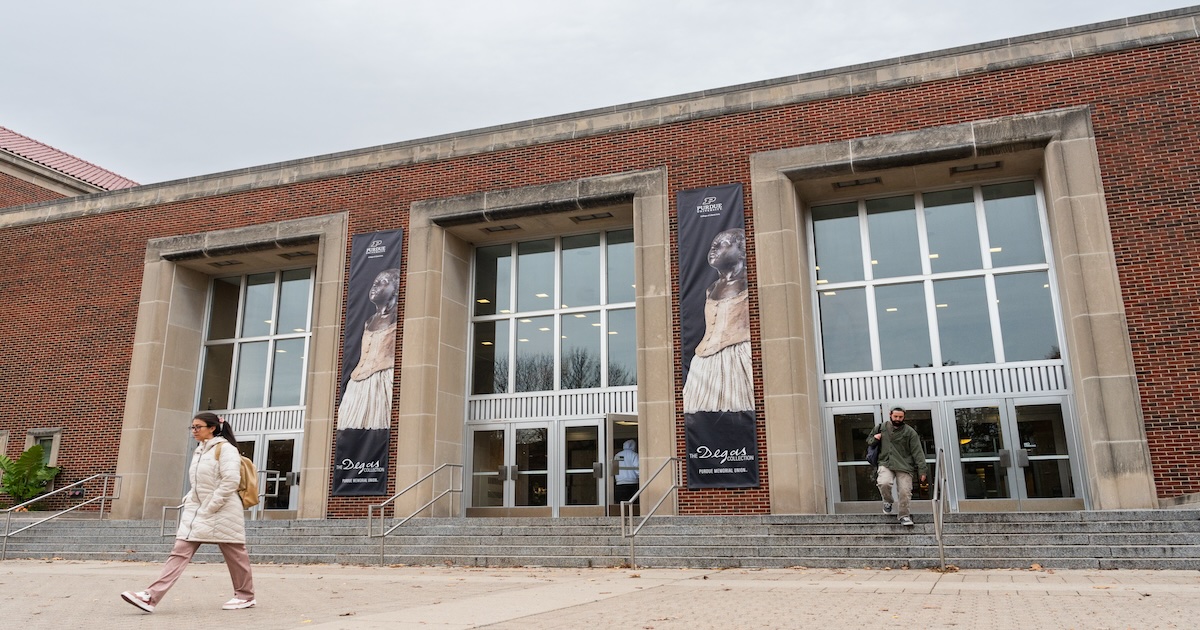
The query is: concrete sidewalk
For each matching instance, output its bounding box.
[1,559,1195,629]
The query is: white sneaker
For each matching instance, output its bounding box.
[899,516,914,527]
[121,591,155,613]
[882,501,893,514]
[222,597,257,610]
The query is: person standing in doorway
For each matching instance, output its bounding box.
[120,412,256,613]
[613,439,640,504]
[867,407,927,527]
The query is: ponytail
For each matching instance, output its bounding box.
[193,412,240,449]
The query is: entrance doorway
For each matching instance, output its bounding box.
[828,398,1082,513]
[467,419,606,517]
[236,432,301,517]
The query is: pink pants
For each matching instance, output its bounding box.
[146,538,255,605]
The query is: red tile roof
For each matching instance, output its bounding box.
[0,125,138,191]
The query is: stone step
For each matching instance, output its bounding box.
[5,510,1198,569]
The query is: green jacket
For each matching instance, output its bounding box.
[866,422,928,477]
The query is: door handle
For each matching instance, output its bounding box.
[1014,449,1030,467]
[998,449,1012,468]
[497,465,511,481]
[592,462,604,479]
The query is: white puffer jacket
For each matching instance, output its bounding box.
[176,437,247,543]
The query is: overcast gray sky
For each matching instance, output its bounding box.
[3,1,1192,184]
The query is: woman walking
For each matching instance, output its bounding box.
[121,412,256,613]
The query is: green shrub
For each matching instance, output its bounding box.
[0,445,61,506]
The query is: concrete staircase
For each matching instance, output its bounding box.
[3,510,1198,570]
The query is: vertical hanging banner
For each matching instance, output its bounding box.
[333,229,403,496]
[678,184,759,488]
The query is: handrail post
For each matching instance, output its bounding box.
[620,457,680,569]
[931,448,948,570]
[366,463,464,565]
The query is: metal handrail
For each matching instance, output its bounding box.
[620,457,680,568]
[367,463,463,564]
[931,448,948,570]
[2,473,122,560]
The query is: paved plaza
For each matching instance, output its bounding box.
[1,559,1195,629]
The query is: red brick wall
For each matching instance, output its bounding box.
[2,38,1199,513]
[0,171,67,209]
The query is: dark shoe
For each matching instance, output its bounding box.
[121,591,155,613]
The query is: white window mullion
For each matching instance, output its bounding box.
[985,273,1005,363]
[924,279,943,369]
[859,200,874,281]
[914,192,933,276]
[865,285,882,372]
[975,186,995,270]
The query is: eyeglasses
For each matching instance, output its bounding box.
[189,425,209,432]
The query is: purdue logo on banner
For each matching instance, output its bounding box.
[677,184,760,488]
[333,229,403,496]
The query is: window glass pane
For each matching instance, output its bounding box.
[241,273,276,337]
[515,427,548,507]
[207,277,241,340]
[1015,403,1075,496]
[515,316,555,392]
[903,409,937,501]
[276,269,312,334]
[472,321,510,394]
[818,288,871,373]
[269,338,306,406]
[811,202,863,284]
[923,188,982,273]
[933,277,994,366]
[955,406,1009,499]
[561,234,600,308]
[471,430,504,507]
[832,411,877,502]
[264,438,295,509]
[564,426,599,505]
[1015,403,1070,457]
[866,196,921,278]
[198,344,234,411]
[874,282,932,369]
[560,311,601,389]
[233,341,269,408]
[517,240,555,312]
[474,244,512,316]
[995,271,1059,361]
[606,229,635,304]
[983,181,1044,266]
[607,308,637,386]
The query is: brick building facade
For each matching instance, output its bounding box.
[2,8,1198,520]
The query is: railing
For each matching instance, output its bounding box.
[367,464,463,565]
[620,457,680,569]
[160,469,280,535]
[2,473,121,560]
[931,448,948,570]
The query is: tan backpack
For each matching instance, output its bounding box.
[215,443,261,508]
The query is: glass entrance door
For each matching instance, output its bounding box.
[829,405,940,512]
[468,423,550,516]
[234,433,301,517]
[468,420,604,516]
[560,420,604,516]
[950,398,1081,511]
